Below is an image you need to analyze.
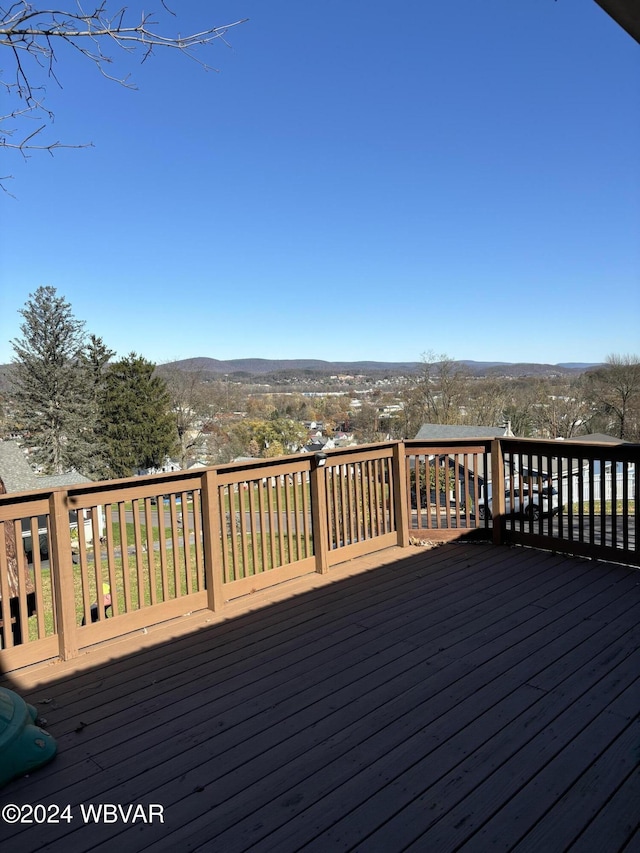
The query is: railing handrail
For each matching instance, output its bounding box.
[0,437,637,671]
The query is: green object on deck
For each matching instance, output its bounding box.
[0,687,57,787]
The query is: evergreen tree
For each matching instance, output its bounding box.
[11,286,92,474]
[79,334,115,478]
[101,354,178,477]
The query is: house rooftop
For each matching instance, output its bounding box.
[415,423,510,440]
[0,440,90,493]
[568,433,630,444]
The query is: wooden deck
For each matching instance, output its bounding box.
[1,542,639,852]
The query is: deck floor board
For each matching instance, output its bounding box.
[1,543,638,853]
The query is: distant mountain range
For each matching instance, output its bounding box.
[156,357,602,378]
[0,359,603,393]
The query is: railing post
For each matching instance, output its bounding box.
[201,469,225,612]
[491,439,506,546]
[392,442,410,547]
[49,490,78,660]
[310,455,329,575]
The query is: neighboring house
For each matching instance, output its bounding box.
[569,433,629,445]
[0,440,102,556]
[413,427,635,509]
[136,458,182,476]
[0,440,92,493]
[301,433,356,453]
[413,423,512,507]
[301,437,335,454]
[414,423,514,441]
[333,433,356,448]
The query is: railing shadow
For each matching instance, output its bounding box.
[1,538,638,852]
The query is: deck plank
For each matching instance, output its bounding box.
[512,718,640,852]
[0,543,638,853]
[564,767,640,853]
[214,590,640,852]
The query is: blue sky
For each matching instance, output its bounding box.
[1,1,638,366]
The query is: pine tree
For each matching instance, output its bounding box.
[11,286,93,474]
[101,354,178,477]
[79,334,116,478]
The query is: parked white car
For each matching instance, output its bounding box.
[478,482,559,520]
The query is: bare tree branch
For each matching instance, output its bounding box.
[0,2,248,179]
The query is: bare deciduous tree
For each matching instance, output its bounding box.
[160,365,210,469]
[1,2,247,183]
[587,353,640,440]
[403,351,470,435]
[531,378,591,439]
[462,379,510,429]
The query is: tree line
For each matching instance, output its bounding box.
[346,352,640,444]
[2,287,312,477]
[395,352,640,442]
[234,352,640,446]
[2,288,638,483]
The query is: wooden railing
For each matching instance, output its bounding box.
[495,437,638,565]
[0,438,637,671]
[404,438,492,541]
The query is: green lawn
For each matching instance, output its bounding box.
[570,500,636,514]
[28,531,201,642]
[27,511,312,641]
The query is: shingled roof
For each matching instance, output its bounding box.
[0,440,91,493]
[414,423,511,441]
